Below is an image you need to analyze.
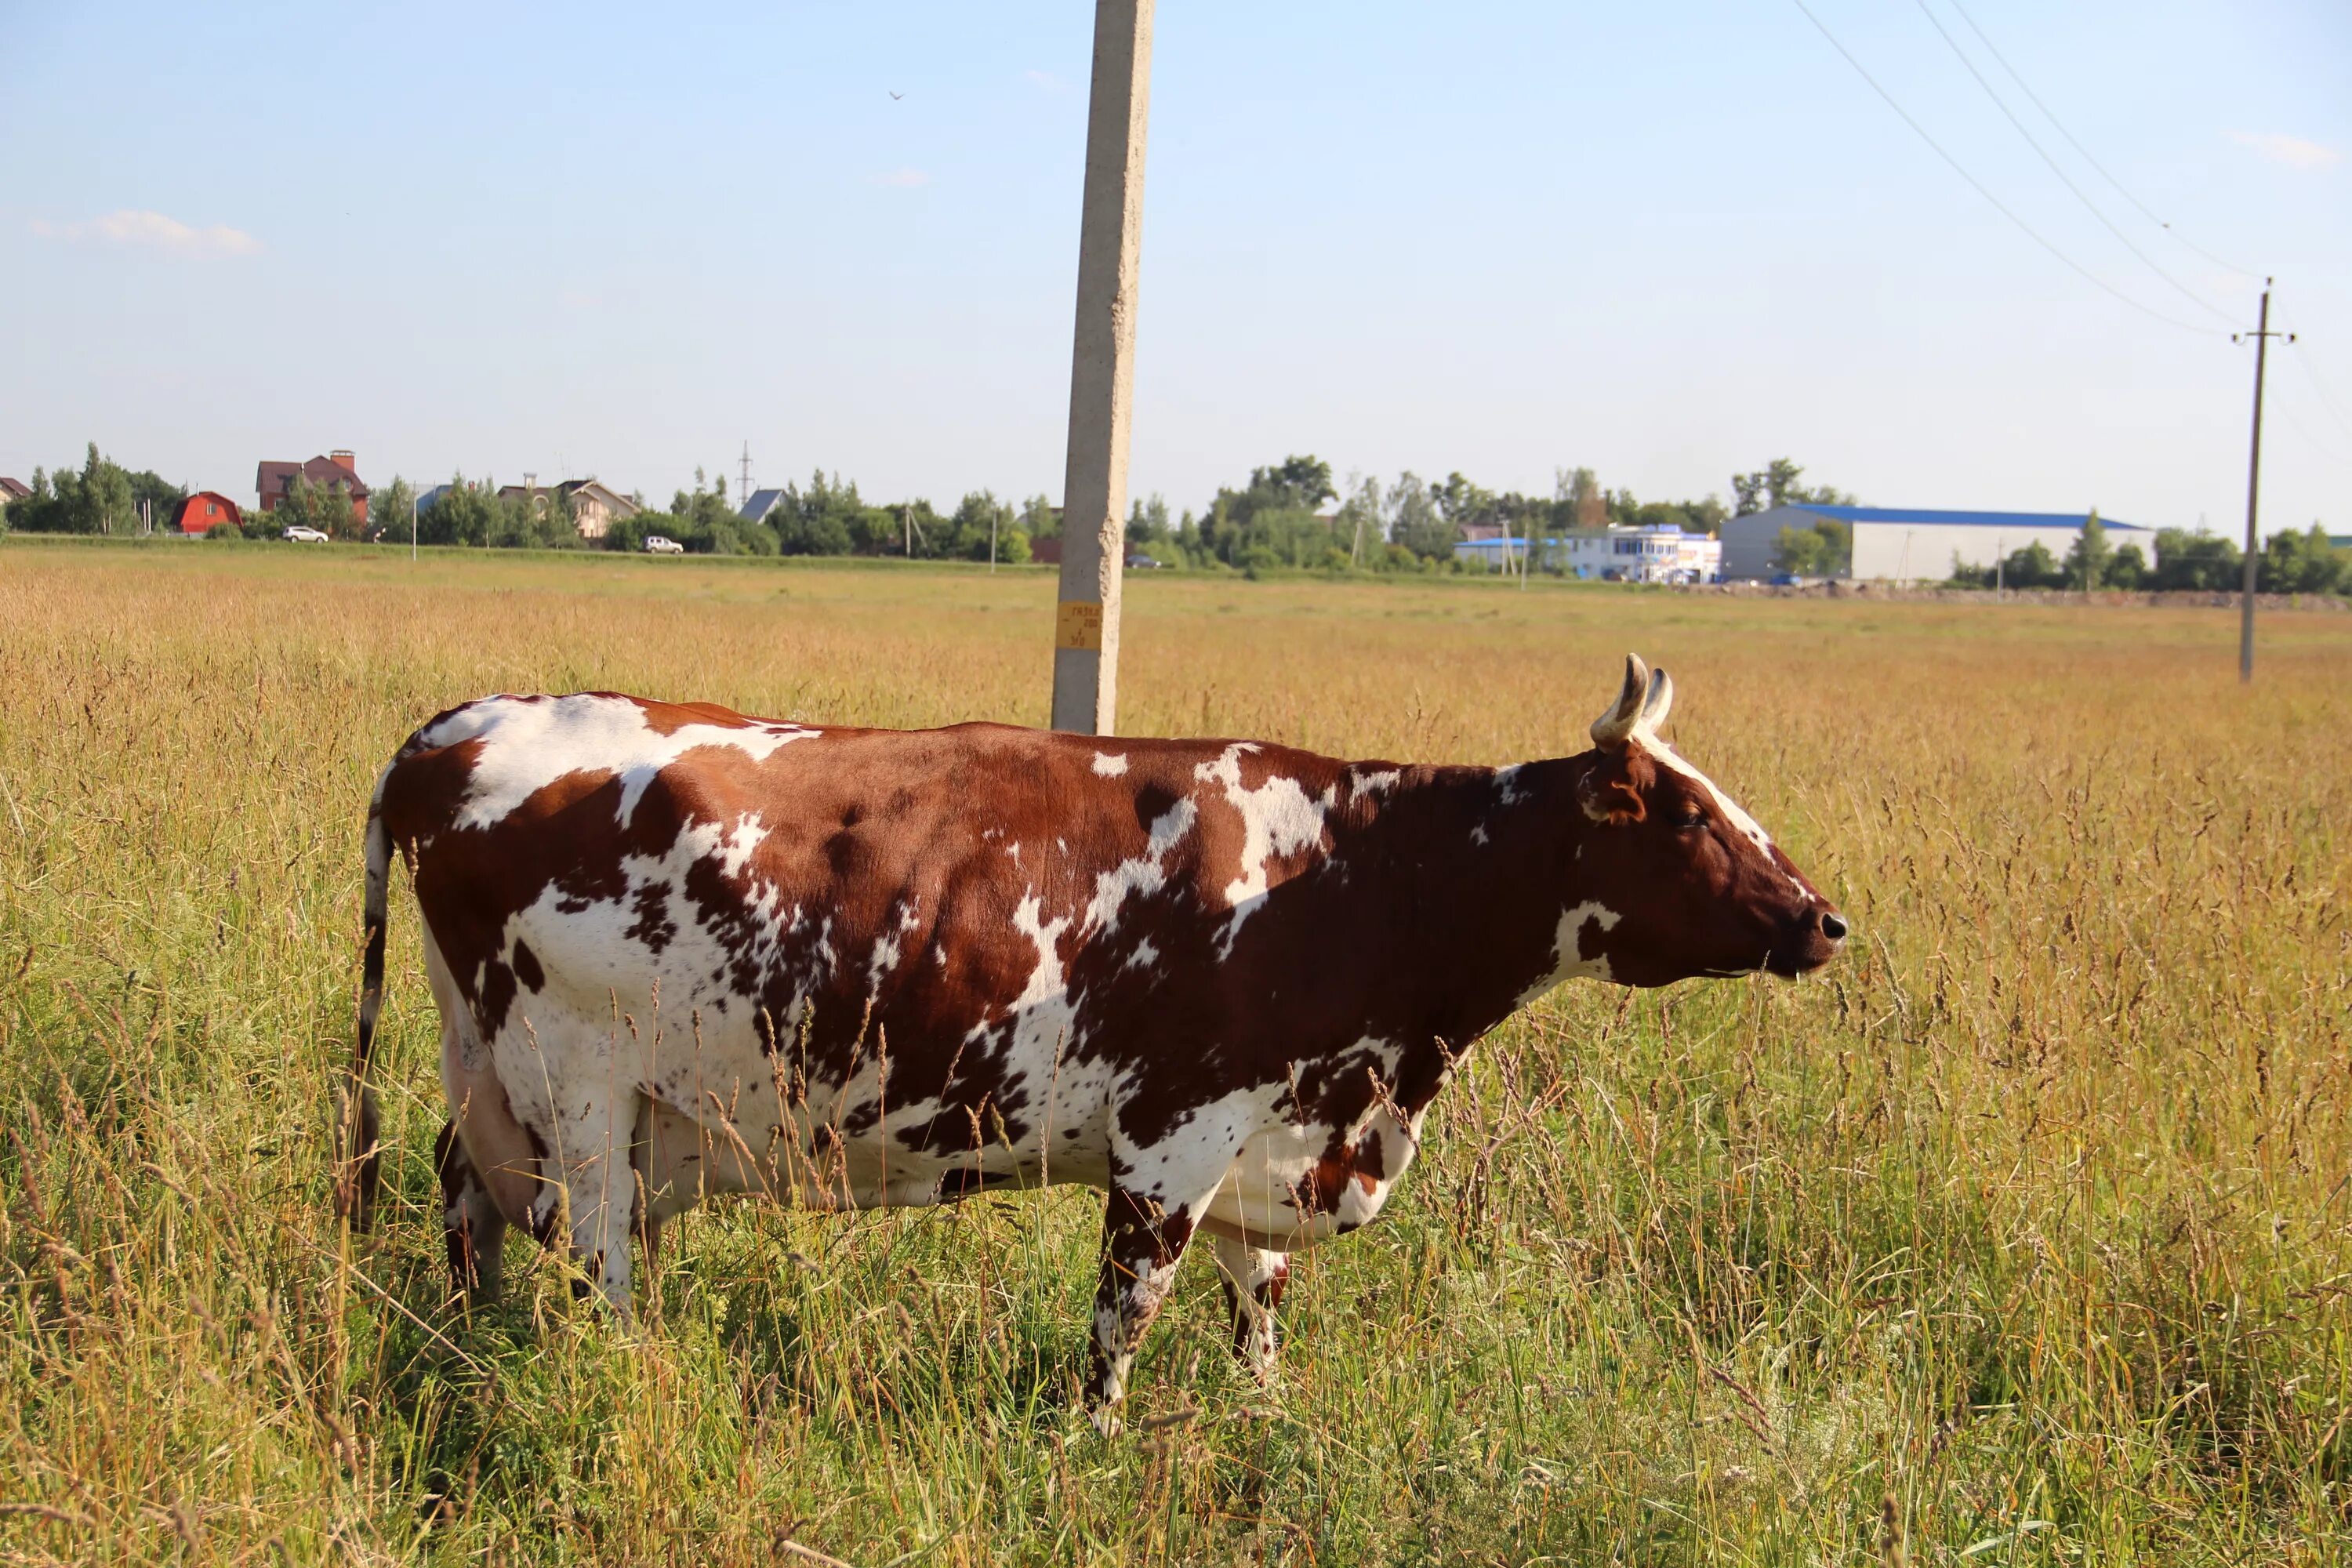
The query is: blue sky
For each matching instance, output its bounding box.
[2,0,2346,535]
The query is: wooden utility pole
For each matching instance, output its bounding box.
[2234,280,2293,683]
[1049,0,1155,735]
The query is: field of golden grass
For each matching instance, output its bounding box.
[2,538,2350,1564]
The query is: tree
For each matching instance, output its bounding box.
[2259,524,2346,594]
[125,468,185,534]
[1336,472,1385,565]
[417,474,497,546]
[1733,457,1854,515]
[1389,474,1452,561]
[1019,494,1058,541]
[1247,456,1334,513]
[2002,540,2063,589]
[2108,543,2149,590]
[374,476,417,543]
[2150,528,2242,591]
[1771,516,1849,575]
[1555,466,1603,528]
[2066,511,2112,590]
[1772,525,1824,575]
[270,471,355,538]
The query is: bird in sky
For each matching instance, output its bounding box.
[889,90,903,100]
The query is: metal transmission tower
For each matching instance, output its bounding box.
[2234,282,2294,684]
[1048,0,1155,736]
[739,442,754,513]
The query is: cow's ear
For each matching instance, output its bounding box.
[1577,754,1647,825]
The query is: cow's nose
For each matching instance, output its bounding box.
[1818,910,1848,942]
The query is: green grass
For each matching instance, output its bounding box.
[2,539,2349,1563]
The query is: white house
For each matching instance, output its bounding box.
[1721,505,2159,583]
[1454,527,1720,583]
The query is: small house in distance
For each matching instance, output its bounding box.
[256,451,371,523]
[495,478,641,541]
[172,491,243,535]
[0,477,29,506]
[1721,504,2158,583]
[739,488,790,527]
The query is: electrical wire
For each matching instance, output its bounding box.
[2271,308,2352,445]
[1913,0,2241,326]
[1786,0,2223,336]
[1944,0,2266,284]
[2270,401,2352,470]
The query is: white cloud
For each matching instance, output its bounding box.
[2228,132,2341,171]
[29,209,262,256]
[873,168,933,188]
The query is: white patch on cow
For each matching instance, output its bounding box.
[1185,1037,1423,1249]
[1469,823,1490,847]
[1091,752,1129,777]
[713,817,768,880]
[1083,798,1197,936]
[431,694,815,830]
[868,931,902,988]
[1494,764,1528,806]
[1196,744,1334,957]
[1348,767,1400,802]
[1639,736,1809,894]
[1124,937,1161,972]
[1519,900,1621,1005]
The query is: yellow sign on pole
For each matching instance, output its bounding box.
[1054,599,1105,652]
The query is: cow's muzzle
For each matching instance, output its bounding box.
[1765,906,1846,978]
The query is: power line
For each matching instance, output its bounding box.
[2271,307,2352,445]
[1786,0,2223,336]
[1912,0,2240,326]
[2272,401,2352,470]
[1944,0,2265,284]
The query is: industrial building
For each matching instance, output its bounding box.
[1454,526,1720,583]
[1719,505,2160,583]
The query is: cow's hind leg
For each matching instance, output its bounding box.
[1210,1235,1290,1383]
[1085,1181,1214,1425]
[548,1088,642,1314]
[434,1119,510,1305]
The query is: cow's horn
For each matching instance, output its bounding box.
[1639,666,1674,731]
[1590,653,1650,748]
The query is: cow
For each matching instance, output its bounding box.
[334,653,1843,1417]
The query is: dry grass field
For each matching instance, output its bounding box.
[2,538,2350,1565]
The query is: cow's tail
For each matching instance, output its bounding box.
[336,773,396,1228]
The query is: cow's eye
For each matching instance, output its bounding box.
[1671,803,1706,829]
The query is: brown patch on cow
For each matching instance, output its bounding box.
[512,941,544,993]
[633,696,760,736]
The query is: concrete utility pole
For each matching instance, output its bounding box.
[2234,280,2293,684]
[1048,0,1155,735]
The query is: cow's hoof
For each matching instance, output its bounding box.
[1088,1404,1125,1439]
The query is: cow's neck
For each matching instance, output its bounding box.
[1341,755,1595,1103]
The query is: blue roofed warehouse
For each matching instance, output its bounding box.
[1721,504,2159,583]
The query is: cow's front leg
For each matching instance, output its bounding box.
[1210,1234,1290,1382]
[1085,1182,1205,1425]
[434,1119,510,1305]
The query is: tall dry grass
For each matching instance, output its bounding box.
[2,539,2349,1564]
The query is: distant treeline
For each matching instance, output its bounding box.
[0,442,1796,576]
[1943,514,2350,595]
[15,442,2335,595]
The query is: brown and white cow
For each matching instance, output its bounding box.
[335,654,1842,1414]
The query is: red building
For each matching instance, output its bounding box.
[172,492,244,535]
[256,450,370,523]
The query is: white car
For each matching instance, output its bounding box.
[281,525,330,543]
[643,535,686,554]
